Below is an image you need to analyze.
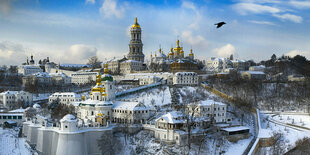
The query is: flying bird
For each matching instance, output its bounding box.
[215,22,226,28]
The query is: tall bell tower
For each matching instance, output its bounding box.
[128,17,144,62]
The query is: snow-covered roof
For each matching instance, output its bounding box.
[5,120,17,124]
[156,111,185,124]
[221,126,250,132]
[243,71,265,75]
[122,60,141,63]
[128,72,172,76]
[79,99,113,106]
[71,102,81,107]
[19,65,42,69]
[199,100,226,106]
[32,103,41,109]
[232,59,246,63]
[60,64,91,68]
[112,101,148,111]
[49,72,69,77]
[60,114,77,123]
[0,91,26,95]
[115,82,162,96]
[33,72,51,77]
[9,108,25,113]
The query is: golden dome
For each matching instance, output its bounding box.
[96,73,101,85]
[189,49,194,56]
[169,48,174,55]
[131,17,140,28]
[104,64,109,74]
[174,40,182,52]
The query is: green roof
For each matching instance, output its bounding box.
[101,75,113,82]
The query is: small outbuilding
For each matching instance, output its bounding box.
[221,126,250,142]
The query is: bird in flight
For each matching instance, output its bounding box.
[215,22,226,28]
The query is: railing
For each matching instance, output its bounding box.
[115,82,162,98]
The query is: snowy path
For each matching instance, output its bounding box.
[0,128,36,155]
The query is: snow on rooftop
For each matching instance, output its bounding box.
[200,100,226,106]
[0,91,26,95]
[123,60,141,63]
[112,101,148,111]
[156,111,185,124]
[243,71,265,75]
[221,126,250,132]
[60,114,77,123]
[61,64,91,68]
[49,72,69,77]
[33,103,41,109]
[33,72,51,77]
[9,108,25,113]
[79,99,113,106]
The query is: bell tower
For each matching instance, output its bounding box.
[128,17,144,62]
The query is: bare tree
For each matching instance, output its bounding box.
[271,132,286,155]
[97,132,121,155]
[87,56,101,69]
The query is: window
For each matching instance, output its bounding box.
[3,116,7,119]
[0,116,1,119]
[13,116,17,119]
[18,116,22,119]
[8,116,12,119]
[65,125,68,128]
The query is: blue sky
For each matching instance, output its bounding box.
[0,0,310,65]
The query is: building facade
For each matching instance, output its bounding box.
[48,92,82,105]
[71,72,98,85]
[173,72,198,86]
[186,100,228,123]
[0,91,33,110]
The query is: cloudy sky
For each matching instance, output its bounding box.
[0,0,310,65]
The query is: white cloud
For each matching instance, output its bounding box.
[0,41,29,66]
[181,30,207,48]
[289,0,310,9]
[85,0,95,4]
[100,0,125,19]
[286,49,310,58]
[212,44,236,57]
[66,44,97,62]
[273,13,303,23]
[233,3,281,15]
[248,20,276,26]
[181,1,201,30]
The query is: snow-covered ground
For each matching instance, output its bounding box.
[0,128,37,155]
[258,113,310,154]
[272,114,310,129]
[225,137,253,155]
[120,86,172,109]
